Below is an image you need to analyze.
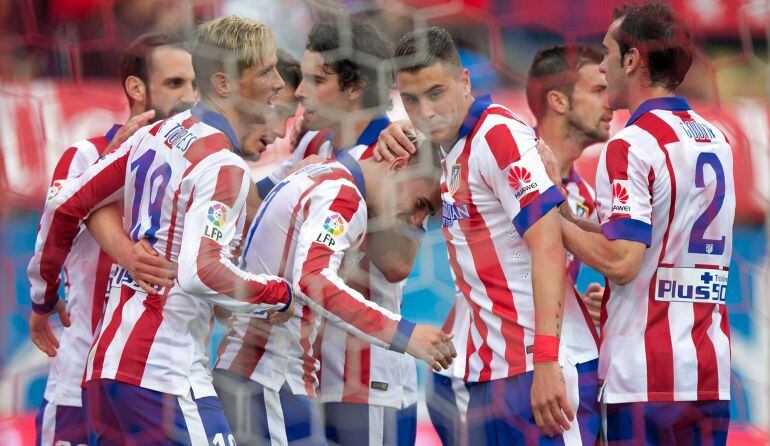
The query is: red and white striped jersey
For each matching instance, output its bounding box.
[216,150,415,398]
[563,168,598,283]
[595,97,734,403]
[28,103,291,398]
[41,126,118,407]
[245,117,419,407]
[440,95,597,382]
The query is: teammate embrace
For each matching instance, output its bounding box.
[28,2,734,446]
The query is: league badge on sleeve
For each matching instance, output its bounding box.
[203,201,230,242]
[47,180,64,202]
[316,212,346,247]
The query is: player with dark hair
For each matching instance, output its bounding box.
[526,45,611,311]
[28,31,194,446]
[379,26,600,445]
[28,17,296,444]
[214,18,437,446]
[553,2,734,444]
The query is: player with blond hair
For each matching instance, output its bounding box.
[28,16,293,444]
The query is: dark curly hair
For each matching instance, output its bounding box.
[305,18,392,111]
[612,1,694,90]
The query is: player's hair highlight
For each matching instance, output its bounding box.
[526,45,603,120]
[192,16,277,96]
[393,27,462,74]
[612,1,694,90]
[120,32,185,107]
[305,18,393,111]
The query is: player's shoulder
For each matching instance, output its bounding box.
[471,104,537,170]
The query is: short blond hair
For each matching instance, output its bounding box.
[193,16,277,95]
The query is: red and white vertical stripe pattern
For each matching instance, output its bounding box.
[40,134,114,408]
[216,160,404,397]
[595,106,734,403]
[439,102,590,382]
[29,109,291,399]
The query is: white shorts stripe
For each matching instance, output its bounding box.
[39,401,56,446]
[264,388,288,446]
[368,405,384,446]
[561,362,583,446]
[451,378,471,422]
[177,394,208,446]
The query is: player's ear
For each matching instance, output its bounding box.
[125,75,146,105]
[546,90,570,115]
[347,79,365,103]
[210,72,232,98]
[459,68,471,94]
[388,156,409,172]
[623,47,640,76]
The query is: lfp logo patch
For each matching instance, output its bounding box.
[207,203,228,228]
[324,213,345,236]
[47,180,64,202]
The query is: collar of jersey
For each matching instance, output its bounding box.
[104,124,121,143]
[332,114,391,158]
[190,102,241,155]
[626,96,690,127]
[456,94,493,141]
[335,149,366,199]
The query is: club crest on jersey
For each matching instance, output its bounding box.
[508,165,537,199]
[316,213,346,247]
[203,201,230,242]
[611,180,631,214]
[448,163,461,197]
[47,180,64,201]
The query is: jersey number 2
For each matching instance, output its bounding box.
[688,152,726,255]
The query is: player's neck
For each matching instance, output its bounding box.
[627,83,678,117]
[329,111,375,150]
[538,118,582,178]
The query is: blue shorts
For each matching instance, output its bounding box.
[466,359,600,446]
[323,401,417,446]
[36,399,88,446]
[605,400,730,445]
[213,368,326,446]
[83,378,233,446]
[425,373,470,446]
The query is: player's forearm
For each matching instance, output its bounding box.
[84,203,131,265]
[530,240,567,338]
[561,218,639,284]
[296,269,407,349]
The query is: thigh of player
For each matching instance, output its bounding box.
[84,378,233,445]
[324,402,416,446]
[214,369,325,446]
[605,400,730,446]
[468,371,580,446]
[36,399,88,446]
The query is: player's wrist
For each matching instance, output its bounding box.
[278,282,293,312]
[390,318,416,353]
[32,297,59,315]
[532,334,560,364]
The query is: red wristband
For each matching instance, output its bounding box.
[532,334,560,364]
